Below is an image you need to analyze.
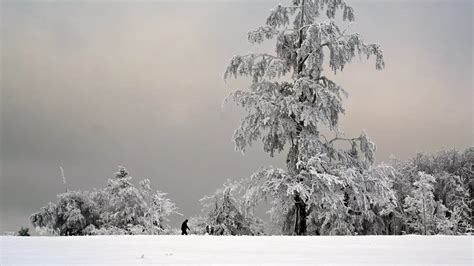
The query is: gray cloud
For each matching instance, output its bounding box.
[1,0,472,233]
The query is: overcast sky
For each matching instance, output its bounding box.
[1,0,472,233]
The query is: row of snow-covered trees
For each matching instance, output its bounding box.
[389,150,473,235]
[30,167,179,236]
[30,149,472,236]
[195,149,472,236]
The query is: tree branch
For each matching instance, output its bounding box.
[329,137,359,145]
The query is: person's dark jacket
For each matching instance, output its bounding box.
[181,219,190,235]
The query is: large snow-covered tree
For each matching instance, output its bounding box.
[224,0,394,235]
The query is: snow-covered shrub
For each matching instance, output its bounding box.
[200,181,265,236]
[31,190,99,236]
[188,216,208,235]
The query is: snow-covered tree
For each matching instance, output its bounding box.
[89,167,180,234]
[187,216,209,235]
[200,181,264,235]
[30,190,100,236]
[224,0,392,235]
[96,167,150,230]
[404,172,438,235]
[142,190,180,234]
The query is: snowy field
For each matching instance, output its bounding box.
[1,235,472,265]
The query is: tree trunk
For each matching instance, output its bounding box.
[286,0,308,236]
[294,194,307,235]
[287,144,307,235]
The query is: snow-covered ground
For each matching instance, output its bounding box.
[1,235,472,265]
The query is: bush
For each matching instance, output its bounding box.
[17,227,30,236]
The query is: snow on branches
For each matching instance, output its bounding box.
[224,0,391,235]
[198,181,264,235]
[224,0,384,158]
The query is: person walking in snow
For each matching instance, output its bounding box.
[181,219,190,235]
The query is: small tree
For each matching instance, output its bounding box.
[200,181,264,235]
[142,191,180,234]
[97,167,150,230]
[187,216,208,235]
[404,172,440,235]
[392,149,473,234]
[224,0,391,235]
[17,227,30,236]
